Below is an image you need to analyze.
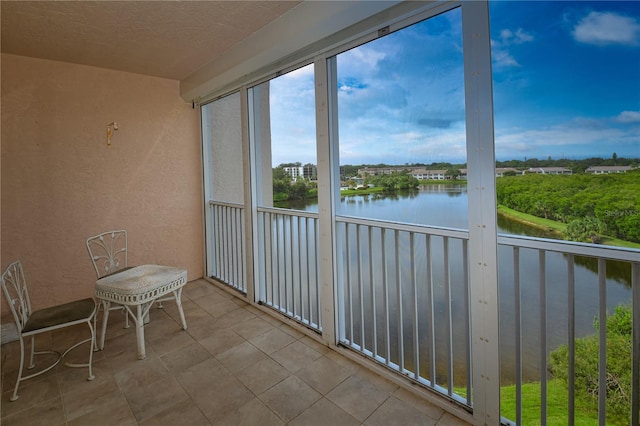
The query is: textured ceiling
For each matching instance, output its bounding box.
[1,1,301,80]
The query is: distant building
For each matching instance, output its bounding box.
[585,165,634,174]
[526,167,572,175]
[411,169,447,180]
[495,167,521,177]
[283,164,317,181]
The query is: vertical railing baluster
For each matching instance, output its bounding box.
[395,229,404,372]
[382,228,390,366]
[306,217,313,326]
[346,223,353,345]
[223,205,229,282]
[598,259,607,426]
[540,250,547,425]
[358,224,365,352]
[567,255,575,426]
[632,262,639,426]
[427,234,436,387]
[216,204,222,278]
[297,216,303,322]
[444,237,453,394]
[315,218,321,328]
[285,215,292,315]
[240,208,246,291]
[370,226,378,359]
[514,247,522,425]
[411,232,419,380]
[270,212,276,307]
[232,207,238,286]
[462,239,471,405]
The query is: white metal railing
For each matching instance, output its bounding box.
[334,214,639,424]
[208,201,246,293]
[335,215,473,407]
[256,207,322,331]
[498,235,639,426]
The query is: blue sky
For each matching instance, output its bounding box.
[269,1,639,166]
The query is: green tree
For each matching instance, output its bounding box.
[565,216,607,243]
[549,305,632,424]
[445,168,461,180]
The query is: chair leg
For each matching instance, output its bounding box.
[86,319,96,381]
[174,288,188,330]
[28,335,36,369]
[100,300,111,350]
[10,337,26,401]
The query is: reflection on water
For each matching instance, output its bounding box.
[279,184,633,385]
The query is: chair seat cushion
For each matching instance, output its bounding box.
[23,298,96,333]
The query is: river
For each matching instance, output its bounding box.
[280,183,633,384]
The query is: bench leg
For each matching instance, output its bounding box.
[174,288,188,330]
[135,304,146,360]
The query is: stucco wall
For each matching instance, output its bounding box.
[1,54,203,318]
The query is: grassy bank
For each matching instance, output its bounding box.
[498,205,640,248]
[456,379,627,425]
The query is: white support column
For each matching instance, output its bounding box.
[240,87,255,303]
[462,1,501,424]
[315,55,338,345]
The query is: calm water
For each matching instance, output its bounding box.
[282,184,632,384]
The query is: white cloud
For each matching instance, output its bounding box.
[500,28,534,45]
[615,110,640,123]
[492,27,534,68]
[573,11,640,46]
[494,120,634,159]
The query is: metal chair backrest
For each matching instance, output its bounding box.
[1,260,32,333]
[86,230,128,279]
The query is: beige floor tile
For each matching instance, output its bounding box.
[393,386,445,421]
[1,375,59,418]
[278,323,305,339]
[436,412,472,426]
[147,326,196,356]
[216,341,268,373]
[123,375,191,422]
[198,328,245,357]
[299,335,330,354]
[260,375,322,422]
[67,392,137,426]
[179,359,254,423]
[289,397,360,426]
[160,342,212,374]
[295,355,351,394]
[113,355,171,394]
[213,397,285,426]
[271,340,323,373]
[194,294,238,316]
[183,279,222,299]
[235,357,290,395]
[62,376,126,421]
[57,357,112,396]
[1,395,66,426]
[232,317,275,340]
[249,327,296,355]
[139,398,211,425]
[365,395,438,426]
[211,307,257,330]
[326,374,393,422]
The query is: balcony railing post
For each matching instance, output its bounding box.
[462,1,501,423]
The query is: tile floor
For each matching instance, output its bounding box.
[1,279,471,425]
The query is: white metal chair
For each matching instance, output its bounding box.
[1,260,96,401]
[86,230,130,347]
